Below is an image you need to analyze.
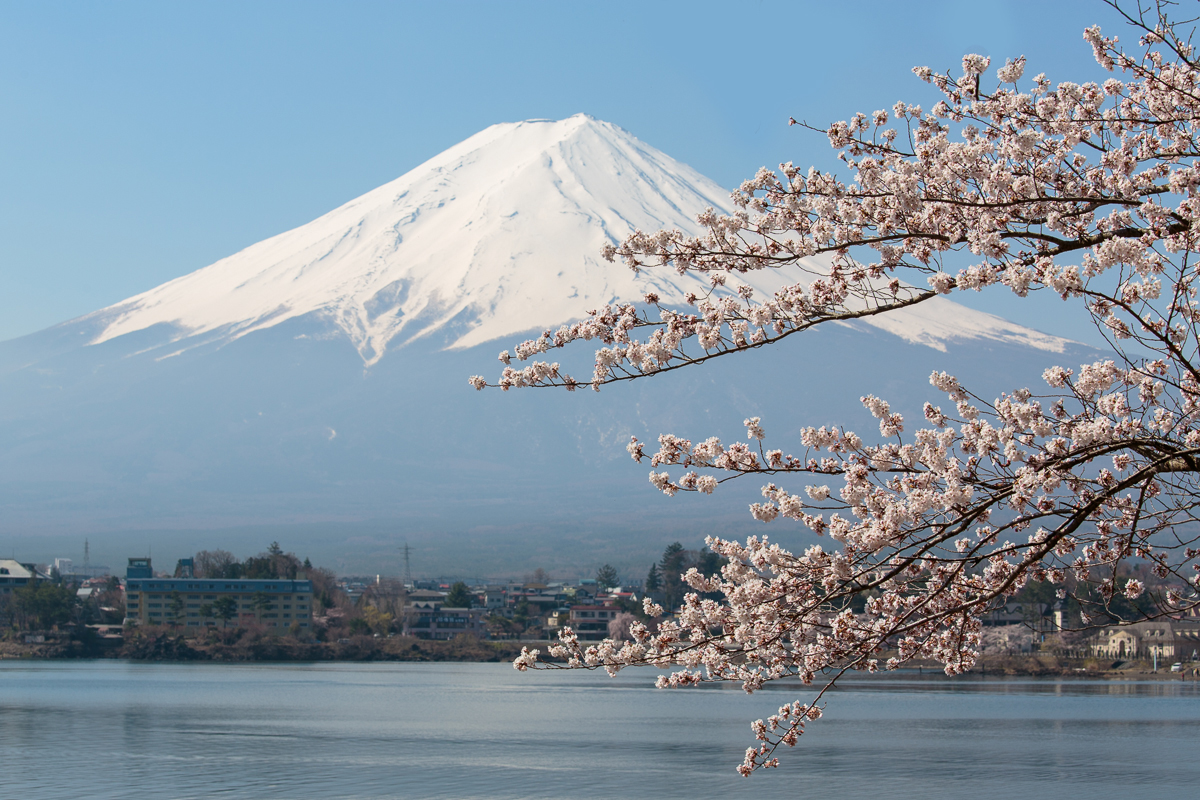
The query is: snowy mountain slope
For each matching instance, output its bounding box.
[84,114,1069,365]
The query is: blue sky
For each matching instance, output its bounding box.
[0,0,1121,344]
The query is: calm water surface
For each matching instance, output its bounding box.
[1,660,1197,799]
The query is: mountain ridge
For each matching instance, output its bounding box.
[59,114,1071,368]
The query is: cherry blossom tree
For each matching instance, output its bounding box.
[475,1,1200,776]
[607,611,637,641]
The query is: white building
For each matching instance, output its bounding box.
[0,560,48,594]
[1092,620,1200,660]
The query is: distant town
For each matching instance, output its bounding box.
[2,540,1199,672]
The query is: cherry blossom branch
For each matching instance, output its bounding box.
[493,7,1200,776]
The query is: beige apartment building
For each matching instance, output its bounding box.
[123,558,313,631]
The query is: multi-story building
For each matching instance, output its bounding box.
[568,605,621,641]
[1091,620,1200,661]
[403,592,488,640]
[0,560,48,595]
[123,558,314,632]
[509,587,570,620]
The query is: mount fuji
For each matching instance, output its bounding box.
[0,115,1086,575]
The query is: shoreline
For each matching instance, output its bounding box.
[0,630,527,663]
[2,633,1197,679]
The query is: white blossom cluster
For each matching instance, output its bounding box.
[500,7,1200,777]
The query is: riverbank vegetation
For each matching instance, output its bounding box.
[0,626,524,662]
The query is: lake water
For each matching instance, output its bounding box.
[1,661,1197,799]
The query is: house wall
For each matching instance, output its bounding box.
[125,578,314,631]
[1092,621,1200,660]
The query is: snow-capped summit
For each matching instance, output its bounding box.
[89,114,730,364]
[87,114,1068,365]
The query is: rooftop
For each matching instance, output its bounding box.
[125,578,313,593]
[0,559,42,580]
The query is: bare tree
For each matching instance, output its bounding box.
[193,549,237,579]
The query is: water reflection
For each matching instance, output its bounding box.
[1,661,1196,800]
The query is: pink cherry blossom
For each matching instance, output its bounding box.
[480,3,1200,777]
